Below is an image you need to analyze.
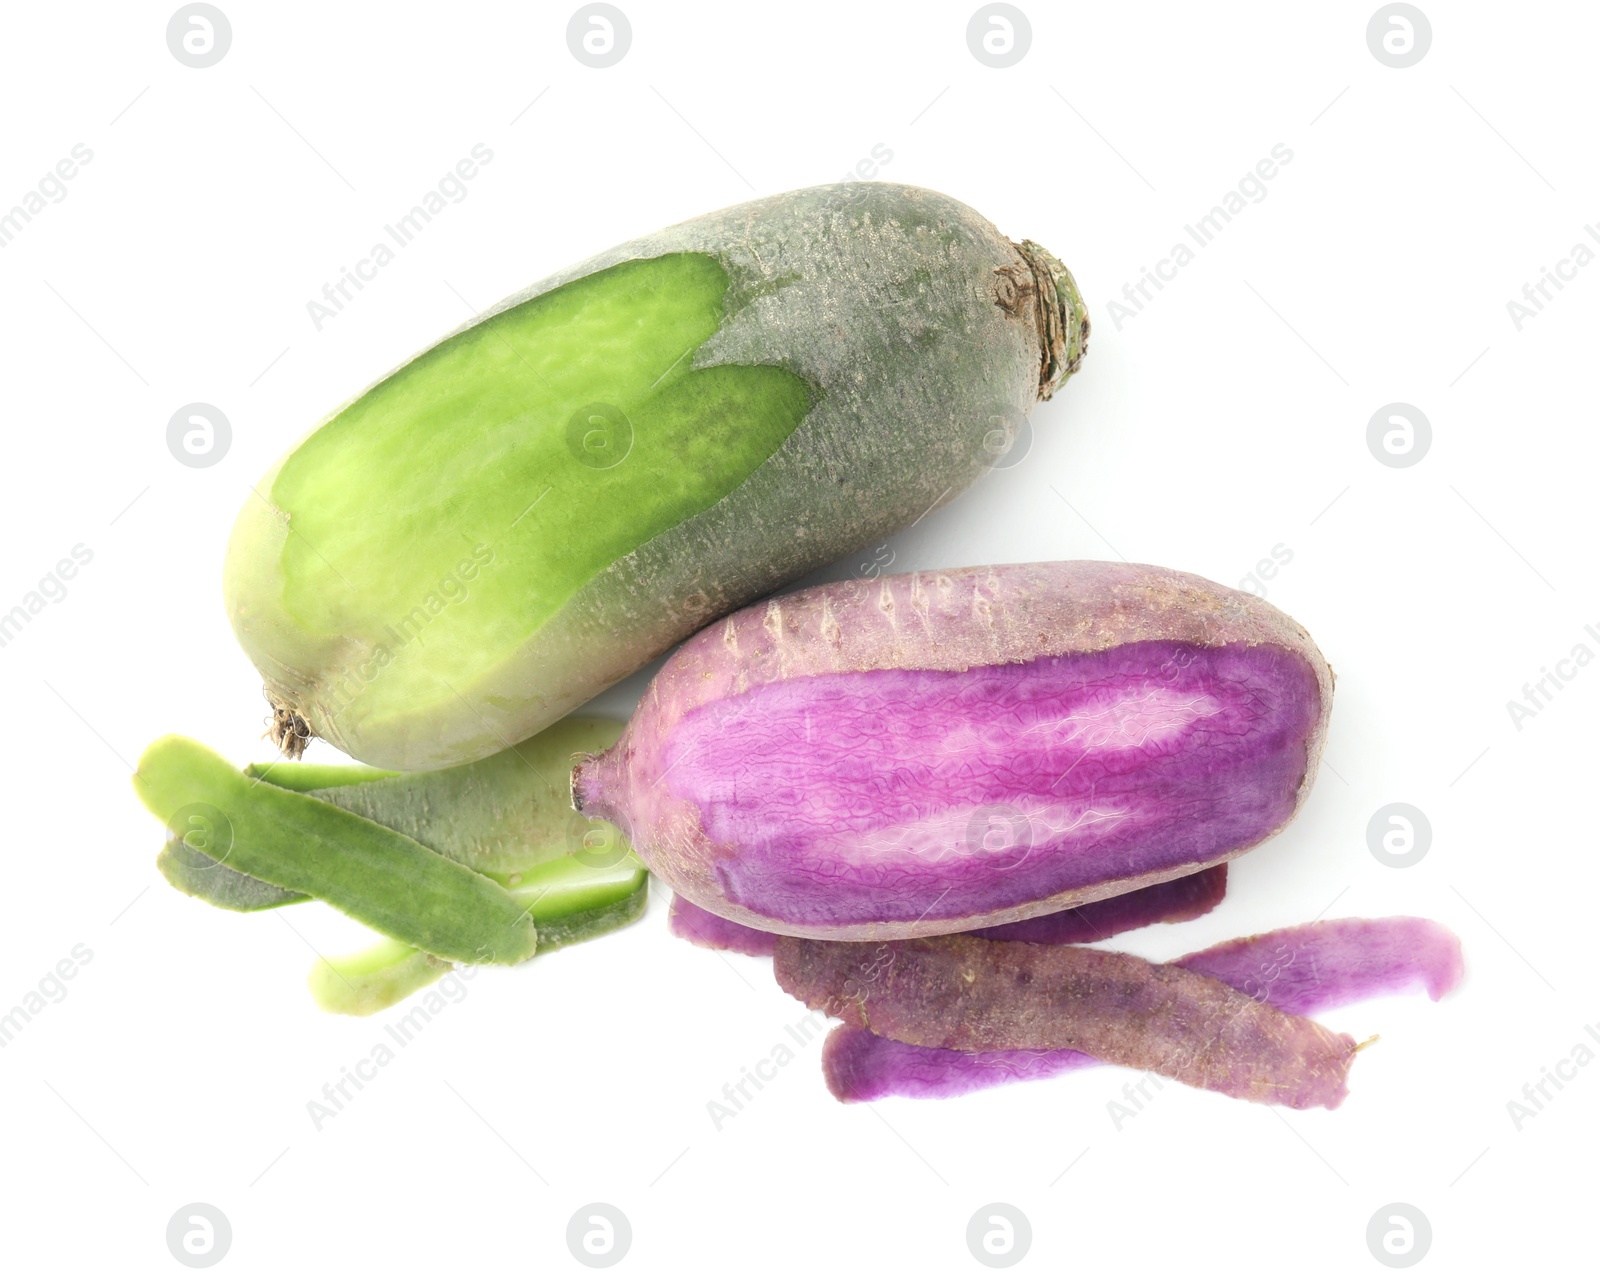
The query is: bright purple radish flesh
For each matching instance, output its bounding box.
[573,561,1332,940]
[821,917,1463,1103]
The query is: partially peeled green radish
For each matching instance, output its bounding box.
[225,183,1087,770]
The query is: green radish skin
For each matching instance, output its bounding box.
[293,716,625,874]
[308,939,452,1016]
[158,717,629,906]
[523,877,647,949]
[159,835,303,911]
[160,828,649,928]
[304,862,648,1015]
[159,756,402,911]
[145,726,649,1011]
[227,182,1088,771]
[135,736,540,965]
[243,760,400,791]
[305,862,651,1018]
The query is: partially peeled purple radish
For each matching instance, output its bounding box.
[573,561,1332,940]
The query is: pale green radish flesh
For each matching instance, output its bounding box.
[308,939,450,1016]
[264,253,812,744]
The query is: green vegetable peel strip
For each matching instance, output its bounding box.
[308,939,452,1016]
[243,760,400,792]
[142,731,649,1013]
[306,874,648,1016]
[159,835,304,912]
[159,719,627,910]
[134,735,538,965]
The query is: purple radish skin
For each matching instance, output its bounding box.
[670,894,780,956]
[974,863,1228,943]
[822,917,1463,1102]
[667,864,1229,956]
[773,932,1362,1109]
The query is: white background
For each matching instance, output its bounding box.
[1,2,1593,1268]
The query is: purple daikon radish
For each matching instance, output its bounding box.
[667,864,1229,955]
[821,917,1462,1102]
[573,561,1332,940]
[775,932,1360,1109]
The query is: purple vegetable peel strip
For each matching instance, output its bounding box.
[974,864,1228,943]
[667,863,1229,957]
[776,932,1362,1110]
[822,916,1462,1102]
[670,893,780,956]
